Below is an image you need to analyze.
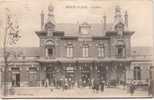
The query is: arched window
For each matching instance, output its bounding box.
[45,40,55,57]
[82,44,89,57]
[116,40,125,58]
[46,40,54,46]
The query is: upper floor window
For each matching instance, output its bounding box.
[116,40,125,58]
[98,46,105,57]
[117,47,125,57]
[82,45,89,57]
[66,44,73,57]
[46,48,53,57]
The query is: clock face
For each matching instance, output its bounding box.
[81,28,89,35]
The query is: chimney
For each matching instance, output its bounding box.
[103,15,107,31]
[40,10,44,30]
[124,11,128,28]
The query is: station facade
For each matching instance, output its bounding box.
[0,4,152,88]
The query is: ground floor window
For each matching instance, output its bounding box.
[134,66,141,80]
[12,73,20,87]
[11,68,20,87]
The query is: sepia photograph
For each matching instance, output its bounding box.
[0,0,154,99]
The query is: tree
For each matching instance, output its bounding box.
[1,8,21,96]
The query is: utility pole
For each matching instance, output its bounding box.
[2,8,21,96]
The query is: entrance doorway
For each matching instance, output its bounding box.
[46,66,55,86]
[81,65,91,87]
[97,65,106,82]
[65,66,75,88]
[12,73,20,87]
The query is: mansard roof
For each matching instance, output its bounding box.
[131,47,152,56]
[0,47,43,57]
[53,23,113,36]
[131,47,153,62]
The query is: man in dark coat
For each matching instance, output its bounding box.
[94,79,99,93]
[100,80,105,92]
[129,82,135,96]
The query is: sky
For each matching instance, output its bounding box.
[0,0,153,47]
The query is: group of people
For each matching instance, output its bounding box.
[41,78,106,91]
[42,78,73,89]
[127,80,154,96]
[41,78,154,96]
[128,82,136,95]
[91,79,105,93]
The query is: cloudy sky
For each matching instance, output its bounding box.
[0,0,153,47]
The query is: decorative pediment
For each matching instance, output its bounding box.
[64,41,73,47]
[45,40,55,46]
[96,41,104,47]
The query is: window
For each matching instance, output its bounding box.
[117,47,125,57]
[118,47,123,57]
[82,45,89,57]
[80,28,89,35]
[11,68,20,87]
[29,67,37,86]
[46,48,53,57]
[98,46,104,57]
[66,45,73,57]
[134,67,141,80]
[79,22,91,35]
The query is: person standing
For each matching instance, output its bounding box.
[100,80,105,92]
[45,78,49,87]
[148,80,152,96]
[129,82,135,96]
[95,79,99,93]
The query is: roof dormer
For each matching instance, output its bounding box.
[79,22,91,35]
